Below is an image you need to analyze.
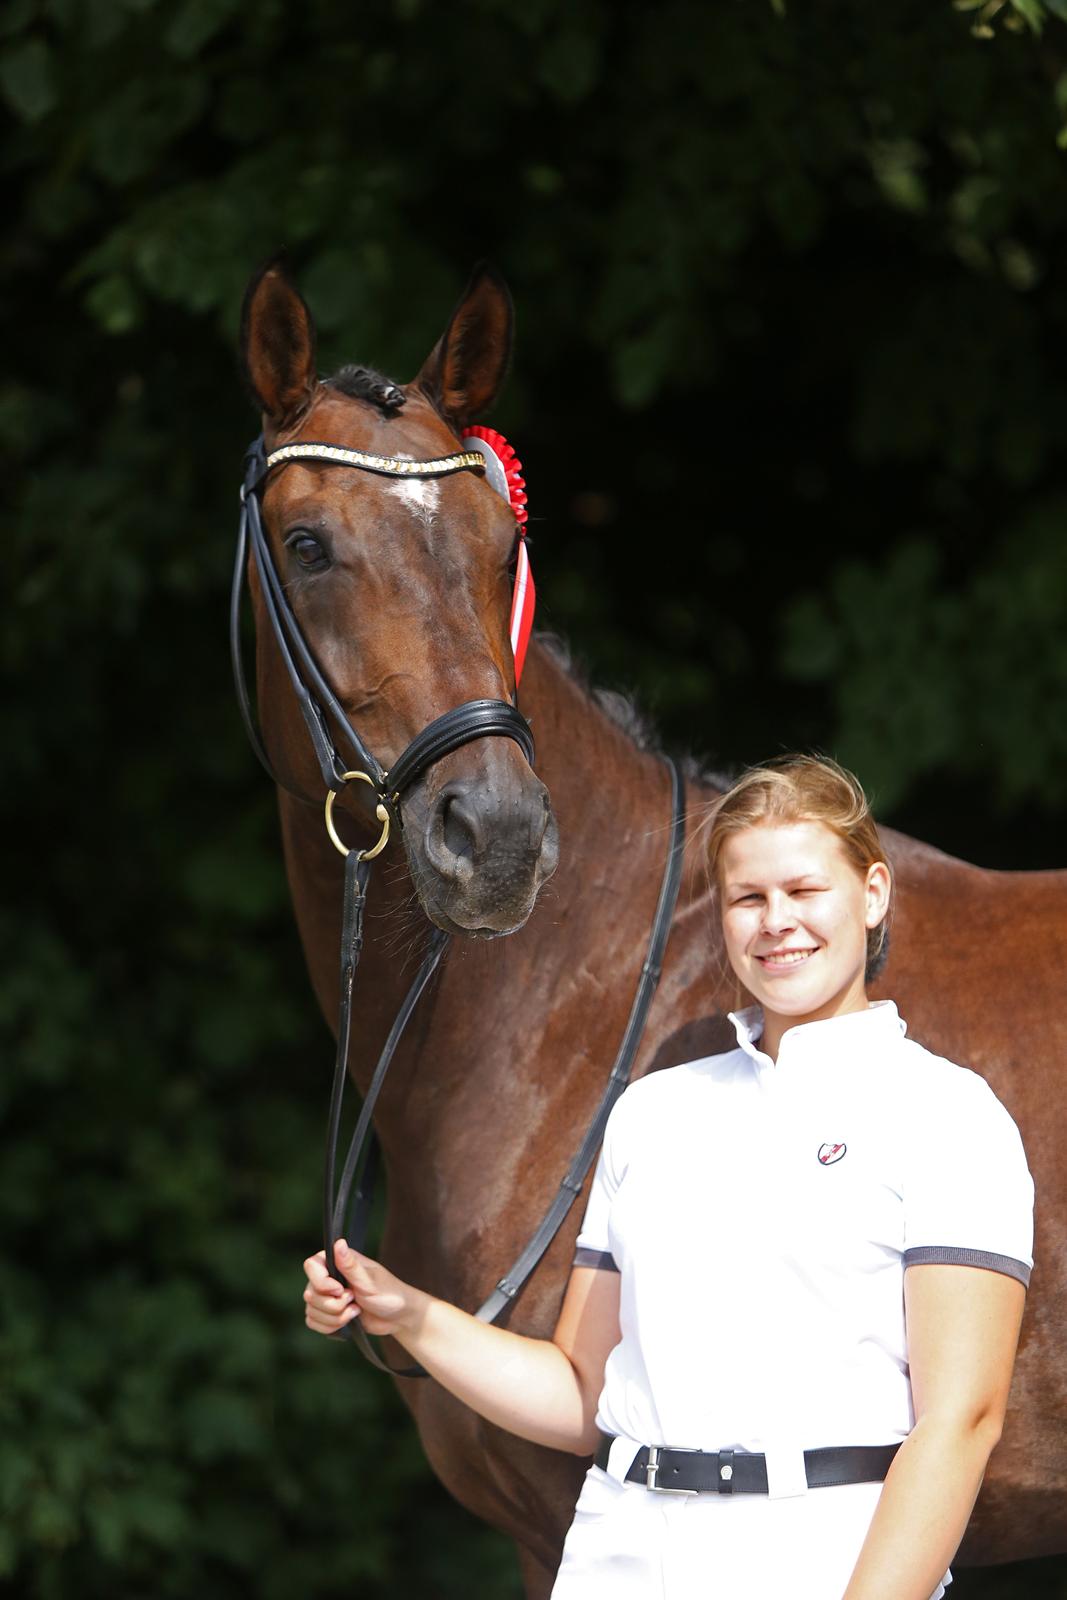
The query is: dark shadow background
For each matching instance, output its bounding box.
[3,0,1065,1594]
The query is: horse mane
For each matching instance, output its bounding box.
[536,632,727,791]
[324,365,406,414]
[536,632,658,752]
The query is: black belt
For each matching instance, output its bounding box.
[594,1432,901,1494]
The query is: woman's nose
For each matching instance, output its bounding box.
[761,892,796,933]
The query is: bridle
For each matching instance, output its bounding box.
[231,426,686,1376]
[231,433,535,827]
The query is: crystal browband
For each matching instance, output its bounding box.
[265,442,488,479]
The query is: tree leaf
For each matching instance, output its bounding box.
[0,37,55,122]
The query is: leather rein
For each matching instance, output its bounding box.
[231,431,686,1376]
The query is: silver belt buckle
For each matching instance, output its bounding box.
[644,1445,697,1496]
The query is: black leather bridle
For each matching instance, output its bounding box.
[232,434,535,816]
[231,430,686,1377]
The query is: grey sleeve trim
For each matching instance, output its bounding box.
[573,1247,620,1272]
[903,1245,1031,1288]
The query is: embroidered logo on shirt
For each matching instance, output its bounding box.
[817,1142,847,1165]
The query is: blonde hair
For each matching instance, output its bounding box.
[705,754,891,979]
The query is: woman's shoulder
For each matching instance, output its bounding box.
[619,1046,751,1108]
[889,1029,1022,1130]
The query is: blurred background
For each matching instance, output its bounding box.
[3,0,1066,1594]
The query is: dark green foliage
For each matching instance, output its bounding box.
[2,1,1066,1594]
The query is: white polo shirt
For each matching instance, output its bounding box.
[575,1001,1033,1476]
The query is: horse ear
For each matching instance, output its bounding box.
[240,257,317,426]
[414,264,513,427]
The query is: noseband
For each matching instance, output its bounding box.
[231,433,535,852]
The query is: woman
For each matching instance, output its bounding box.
[302,756,1033,1600]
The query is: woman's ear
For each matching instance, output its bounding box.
[240,256,317,428]
[864,861,893,929]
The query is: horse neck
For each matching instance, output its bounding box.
[519,637,678,880]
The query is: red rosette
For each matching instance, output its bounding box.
[461,425,535,684]
[462,425,529,528]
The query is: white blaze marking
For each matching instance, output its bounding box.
[386,475,441,525]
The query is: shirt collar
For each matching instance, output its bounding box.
[728,1000,906,1068]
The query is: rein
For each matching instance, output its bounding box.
[231,428,686,1375]
[330,758,685,1377]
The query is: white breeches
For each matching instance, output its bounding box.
[550,1465,952,1600]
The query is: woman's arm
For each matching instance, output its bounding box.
[304,1240,621,1455]
[842,1264,1026,1600]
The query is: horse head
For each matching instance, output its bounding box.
[240,259,559,937]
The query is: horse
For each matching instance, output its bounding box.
[238,258,1067,1597]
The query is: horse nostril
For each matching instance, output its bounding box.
[424,787,484,880]
[441,790,482,864]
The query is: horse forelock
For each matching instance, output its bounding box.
[324,363,406,414]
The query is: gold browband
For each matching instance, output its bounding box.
[265,442,487,479]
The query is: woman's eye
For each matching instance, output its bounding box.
[285,532,328,568]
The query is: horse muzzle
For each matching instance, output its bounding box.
[408,771,559,936]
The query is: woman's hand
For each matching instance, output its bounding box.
[302,1248,619,1455]
[302,1238,424,1338]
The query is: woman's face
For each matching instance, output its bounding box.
[719,820,891,1036]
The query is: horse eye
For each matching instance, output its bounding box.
[285,532,328,568]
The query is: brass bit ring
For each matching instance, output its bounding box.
[324,771,391,860]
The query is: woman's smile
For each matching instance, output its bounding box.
[755,946,819,971]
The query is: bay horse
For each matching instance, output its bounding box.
[239,259,1066,1597]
